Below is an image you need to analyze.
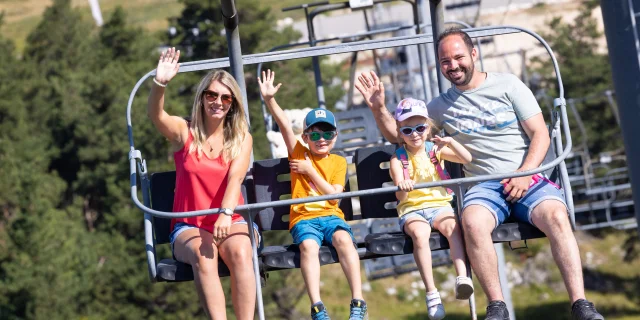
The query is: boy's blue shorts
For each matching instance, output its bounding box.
[290,215,356,248]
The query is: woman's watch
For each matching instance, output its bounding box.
[219,208,234,216]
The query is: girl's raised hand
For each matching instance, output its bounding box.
[431,135,453,149]
[258,69,282,100]
[155,47,180,85]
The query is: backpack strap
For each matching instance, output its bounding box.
[395,147,411,181]
[426,142,454,194]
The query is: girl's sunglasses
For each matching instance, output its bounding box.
[203,90,234,105]
[306,131,337,142]
[399,124,428,136]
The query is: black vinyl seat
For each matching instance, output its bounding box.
[354,145,548,258]
[252,157,359,270]
[149,171,252,282]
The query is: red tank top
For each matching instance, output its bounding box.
[171,132,244,233]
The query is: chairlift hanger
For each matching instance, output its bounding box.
[127,2,574,319]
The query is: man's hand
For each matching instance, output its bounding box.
[500,174,533,203]
[355,71,385,110]
[290,153,314,175]
[398,179,415,192]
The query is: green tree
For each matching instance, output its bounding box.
[529,0,618,155]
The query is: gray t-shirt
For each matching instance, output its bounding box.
[428,72,541,177]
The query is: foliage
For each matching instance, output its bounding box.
[0,0,347,318]
[529,0,619,155]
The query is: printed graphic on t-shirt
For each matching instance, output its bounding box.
[443,101,517,136]
[303,181,328,212]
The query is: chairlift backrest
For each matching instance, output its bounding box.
[252,157,353,232]
[353,144,398,219]
[333,108,383,152]
[149,171,255,245]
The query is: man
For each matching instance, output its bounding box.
[355,29,604,320]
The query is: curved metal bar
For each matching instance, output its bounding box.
[131,100,571,218]
[127,25,571,222]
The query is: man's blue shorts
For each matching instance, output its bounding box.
[290,215,356,247]
[462,178,567,229]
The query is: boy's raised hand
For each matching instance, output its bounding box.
[258,69,282,100]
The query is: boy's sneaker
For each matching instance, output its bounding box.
[571,299,604,320]
[455,276,474,300]
[426,291,446,320]
[485,300,510,320]
[349,299,368,320]
[311,301,330,320]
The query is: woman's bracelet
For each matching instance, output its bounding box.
[153,78,168,88]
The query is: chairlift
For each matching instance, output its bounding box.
[560,90,635,231]
[126,1,576,319]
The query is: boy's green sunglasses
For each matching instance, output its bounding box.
[305,131,337,142]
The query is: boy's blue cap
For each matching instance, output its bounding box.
[304,108,337,130]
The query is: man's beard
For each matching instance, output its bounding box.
[445,63,474,87]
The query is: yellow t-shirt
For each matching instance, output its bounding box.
[396,148,453,217]
[288,142,347,229]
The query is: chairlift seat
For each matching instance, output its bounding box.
[253,157,363,269]
[355,145,551,257]
[149,171,254,282]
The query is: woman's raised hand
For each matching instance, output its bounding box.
[155,47,180,85]
[258,69,282,100]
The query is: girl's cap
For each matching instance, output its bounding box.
[395,98,429,121]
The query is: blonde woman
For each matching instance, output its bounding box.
[147,47,258,320]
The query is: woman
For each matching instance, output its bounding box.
[147,47,258,320]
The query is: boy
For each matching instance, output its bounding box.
[259,70,367,320]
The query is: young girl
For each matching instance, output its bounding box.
[390,98,474,320]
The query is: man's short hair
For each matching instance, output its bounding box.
[436,28,474,53]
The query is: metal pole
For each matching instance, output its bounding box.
[496,243,516,320]
[416,0,433,101]
[628,0,640,71]
[220,0,253,164]
[601,0,640,236]
[246,209,265,320]
[306,7,326,109]
[456,186,477,320]
[362,10,382,76]
[348,51,359,108]
[219,2,261,316]
[221,0,249,119]
[604,90,621,125]
[429,0,451,92]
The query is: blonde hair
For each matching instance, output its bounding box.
[188,70,248,162]
[396,117,437,147]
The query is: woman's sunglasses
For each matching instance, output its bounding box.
[399,124,428,136]
[203,90,234,105]
[306,131,337,142]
